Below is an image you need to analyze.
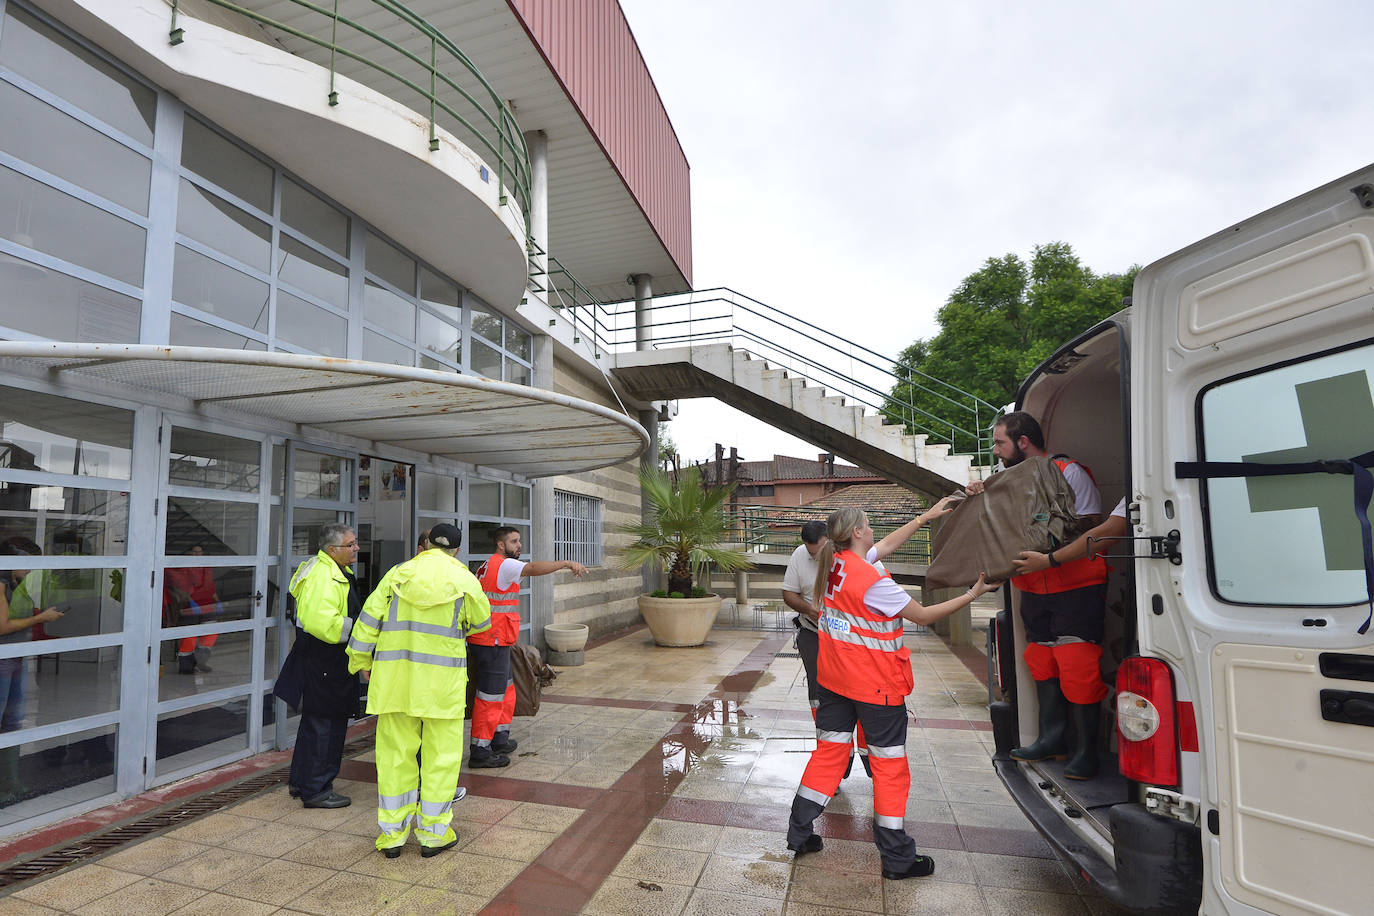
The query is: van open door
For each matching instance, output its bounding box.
[1132,170,1374,915]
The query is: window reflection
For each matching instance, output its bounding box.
[168,427,260,492]
[277,292,346,357]
[419,309,459,364]
[162,561,255,632]
[180,117,271,213]
[176,178,270,272]
[172,245,270,333]
[365,232,415,293]
[364,281,414,340]
[469,481,500,516]
[0,488,129,557]
[0,723,116,824]
[169,313,267,351]
[276,236,348,308]
[0,388,132,479]
[0,564,126,638]
[155,696,248,771]
[282,178,347,256]
[292,451,350,503]
[164,497,258,556]
[157,629,252,701]
[0,252,141,343]
[363,329,413,367]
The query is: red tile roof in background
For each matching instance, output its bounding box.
[692,454,885,484]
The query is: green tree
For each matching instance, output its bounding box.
[883,243,1138,457]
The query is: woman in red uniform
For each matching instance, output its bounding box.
[786,506,998,880]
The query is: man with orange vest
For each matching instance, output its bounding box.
[786,505,998,880]
[967,410,1107,780]
[467,526,586,767]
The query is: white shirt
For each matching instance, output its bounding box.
[782,543,821,605]
[860,546,911,618]
[495,557,525,590]
[1060,461,1102,517]
[1110,497,1127,519]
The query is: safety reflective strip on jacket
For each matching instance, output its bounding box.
[1012,457,1110,595]
[471,552,521,645]
[372,649,467,668]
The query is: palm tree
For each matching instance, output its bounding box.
[618,466,751,595]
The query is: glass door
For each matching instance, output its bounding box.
[148,417,271,785]
[356,456,413,595]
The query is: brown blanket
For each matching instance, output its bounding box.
[925,457,1087,588]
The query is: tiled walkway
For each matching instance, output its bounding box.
[1,624,1130,915]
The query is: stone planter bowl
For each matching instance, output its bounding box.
[544,622,589,653]
[637,593,721,647]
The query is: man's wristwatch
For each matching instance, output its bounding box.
[1047,550,1061,568]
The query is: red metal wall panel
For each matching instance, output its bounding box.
[507,0,693,286]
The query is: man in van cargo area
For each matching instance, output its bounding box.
[966,411,1108,780]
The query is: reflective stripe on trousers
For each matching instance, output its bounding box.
[374,712,466,850]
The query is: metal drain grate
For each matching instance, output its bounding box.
[774,652,801,658]
[0,733,375,890]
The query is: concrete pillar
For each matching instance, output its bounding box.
[530,333,555,648]
[923,582,972,647]
[523,130,549,282]
[631,274,652,350]
[734,569,750,603]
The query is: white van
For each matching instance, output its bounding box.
[987,166,1374,915]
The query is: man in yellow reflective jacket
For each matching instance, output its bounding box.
[346,523,491,859]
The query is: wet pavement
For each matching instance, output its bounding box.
[1,623,1132,914]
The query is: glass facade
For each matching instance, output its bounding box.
[0,1,556,834]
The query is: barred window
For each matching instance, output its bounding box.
[554,489,601,566]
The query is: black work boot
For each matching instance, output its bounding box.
[1010,679,1069,762]
[491,734,518,754]
[1064,702,1101,780]
[468,744,510,768]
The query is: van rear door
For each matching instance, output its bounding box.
[1132,170,1374,915]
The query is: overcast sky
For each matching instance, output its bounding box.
[616,0,1374,466]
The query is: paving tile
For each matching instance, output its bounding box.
[466,826,557,862]
[0,899,62,915]
[635,816,723,853]
[713,826,794,864]
[72,876,206,916]
[784,864,885,911]
[96,836,208,876]
[283,869,412,915]
[697,852,791,898]
[280,830,374,870]
[582,874,693,916]
[223,858,337,905]
[789,837,881,875]
[414,850,525,897]
[981,885,1091,915]
[610,841,709,887]
[953,803,1036,831]
[883,878,991,915]
[11,864,142,910]
[228,790,298,821]
[166,890,279,915]
[377,883,488,915]
[941,781,1014,806]
[968,851,1077,894]
[152,844,271,889]
[495,802,584,833]
[222,821,323,858]
[164,811,265,846]
[684,887,784,916]
[449,795,520,825]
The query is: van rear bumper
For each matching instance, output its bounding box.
[992,755,1203,914]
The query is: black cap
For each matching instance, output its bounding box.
[428,523,462,549]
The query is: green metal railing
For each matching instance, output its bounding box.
[731,505,934,566]
[606,289,999,464]
[169,0,532,235]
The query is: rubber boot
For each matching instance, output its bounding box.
[1064,702,1101,780]
[178,653,196,675]
[194,646,213,672]
[1010,679,1069,762]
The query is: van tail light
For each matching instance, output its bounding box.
[1116,657,1179,786]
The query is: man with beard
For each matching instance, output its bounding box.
[467,527,586,767]
[966,411,1107,780]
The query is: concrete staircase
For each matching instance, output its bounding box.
[610,343,987,494]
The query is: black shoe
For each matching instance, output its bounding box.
[382,847,402,859]
[288,787,302,798]
[420,837,459,858]
[303,791,351,808]
[787,834,823,856]
[1064,701,1101,780]
[1010,679,1069,762]
[468,745,510,769]
[491,736,518,754]
[882,855,935,880]
[177,655,196,675]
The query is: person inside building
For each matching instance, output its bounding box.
[165,543,222,674]
[286,523,363,808]
[0,538,63,804]
[966,411,1108,780]
[346,523,490,858]
[467,526,586,768]
[785,507,998,879]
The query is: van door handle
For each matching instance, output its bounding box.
[1320,689,1374,727]
[1319,652,1374,683]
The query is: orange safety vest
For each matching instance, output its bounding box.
[816,549,913,706]
[1012,456,1110,595]
[469,551,520,646]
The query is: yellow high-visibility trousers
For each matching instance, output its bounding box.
[374,712,465,850]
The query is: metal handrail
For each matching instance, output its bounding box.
[169,0,532,237]
[601,289,998,463]
[729,505,933,566]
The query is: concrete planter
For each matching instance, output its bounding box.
[543,622,589,653]
[637,594,721,647]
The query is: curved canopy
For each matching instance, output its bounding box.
[0,344,646,478]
